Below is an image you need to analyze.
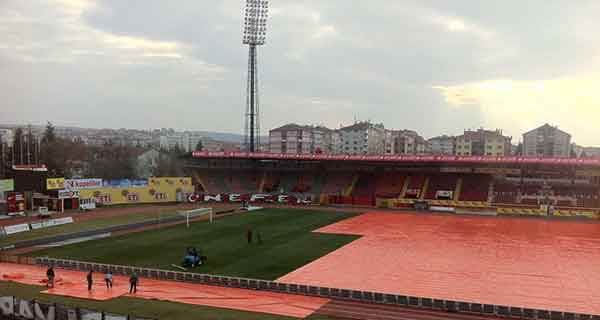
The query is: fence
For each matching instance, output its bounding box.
[33,257,600,320]
[0,296,155,320]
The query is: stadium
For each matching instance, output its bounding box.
[189,151,600,216]
[2,152,600,319]
[2,0,600,319]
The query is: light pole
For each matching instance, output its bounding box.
[242,0,269,152]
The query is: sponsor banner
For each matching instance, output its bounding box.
[430,206,456,213]
[474,168,521,175]
[64,178,103,190]
[11,164,48,172]
[103,179,148,188]
[576,169,600,177]
[1,296,137,320]
[58,189,80,199]
[79,198,96,210]
[46,177,65,190]
[31,217,74,230]
[0,179,14,192]
[149,177,192,186]
[435,190,454,199]
[3,223,30,235]
[188,193,313,205]
[405,189,421,197]
[1,296,55,320]
[78,177,194,206]
[440,167,472,173]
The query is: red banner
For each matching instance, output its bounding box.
[191,152,600,167]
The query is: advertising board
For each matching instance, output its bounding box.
[46,178,65,190]
[0,179,14,192]
[64,178,103,190]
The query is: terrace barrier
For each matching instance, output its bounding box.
[33,257,600,320]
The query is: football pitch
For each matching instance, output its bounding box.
[30,208,360,280]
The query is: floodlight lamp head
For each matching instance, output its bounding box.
[242,0,269,46]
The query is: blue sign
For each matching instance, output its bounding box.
[102,179,148,188]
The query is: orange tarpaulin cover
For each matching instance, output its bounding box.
[0,263,328,318]
[279,211,600,315]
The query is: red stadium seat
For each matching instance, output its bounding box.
[459,175,491,202]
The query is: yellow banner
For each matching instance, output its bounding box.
[78,177,194,205]
[46,178,65,190]
[576,169,600,177]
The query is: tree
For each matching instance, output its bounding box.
[41,121,56,144]
[13,127,23,164]
[195,140,203,151]
[152,150,185,177]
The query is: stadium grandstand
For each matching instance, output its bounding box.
[187,151,600,217]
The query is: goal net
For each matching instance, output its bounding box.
[177,208,213,227]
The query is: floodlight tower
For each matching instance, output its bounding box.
[243,0,268,152]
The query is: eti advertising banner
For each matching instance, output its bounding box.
[46,178,65,190]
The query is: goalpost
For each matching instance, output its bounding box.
[177,208,213,228]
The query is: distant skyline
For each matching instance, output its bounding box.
[1,0,600,145]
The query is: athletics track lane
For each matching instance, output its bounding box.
[278,211,600,315]
[0,263,328,318]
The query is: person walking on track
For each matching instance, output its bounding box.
[129,272,139,294]
[104,271,113,289]
[46,266,55,288]
[86,270,93,291]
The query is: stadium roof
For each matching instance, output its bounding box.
[191,151,600,167]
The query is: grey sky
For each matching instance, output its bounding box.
[1,0,599,145]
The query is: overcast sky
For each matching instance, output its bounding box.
[1,0,600,145]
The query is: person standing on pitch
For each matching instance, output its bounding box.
[247,228,253,244]
[86,270,93,291]
[104,271,113,289]
[46,266,55,288]
[129,272,138,294]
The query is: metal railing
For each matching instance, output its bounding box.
[33,257,599,320]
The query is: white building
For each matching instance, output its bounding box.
[269,124,337,154]
[428,135,455,155]
[0,129,14,146]
[339,122,385,155]
[455,128,512,156]
[159,132,204,152]
[523,124,571,158]
[390,130,428,155]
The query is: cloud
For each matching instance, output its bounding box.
[0,0,218,71]
[433,74,600,145]
[2,0,600,145]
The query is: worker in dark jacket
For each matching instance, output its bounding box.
[46,267,55,288]
[247,229,253,244]
[86,270,93,291]
[129,273,139,294]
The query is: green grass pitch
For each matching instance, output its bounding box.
[31,208,360,280]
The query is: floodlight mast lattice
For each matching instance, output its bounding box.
[243,0,268,152]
